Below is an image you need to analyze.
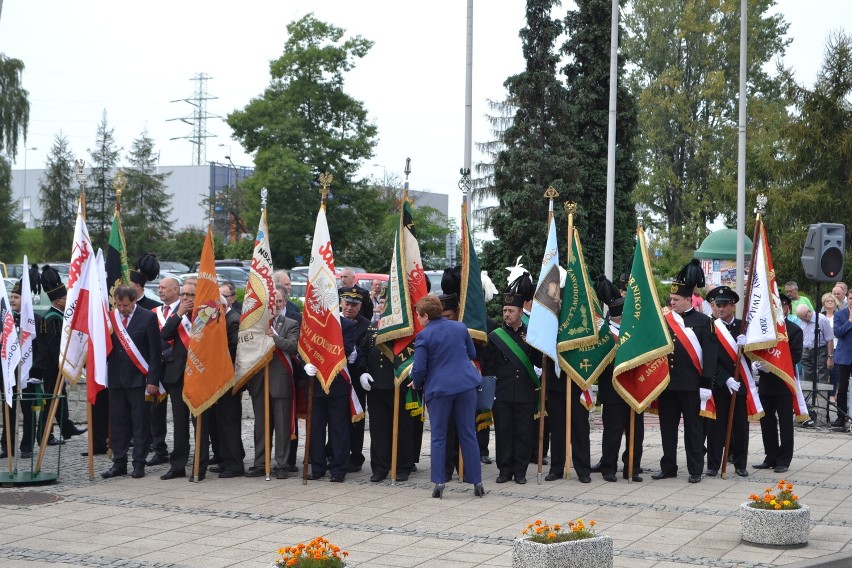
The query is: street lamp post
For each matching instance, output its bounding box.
[22,146,37,228]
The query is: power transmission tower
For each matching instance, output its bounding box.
[168,73,219,165]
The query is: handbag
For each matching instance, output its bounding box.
[476,375,496,410]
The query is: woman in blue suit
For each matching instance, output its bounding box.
[411,295,484,498]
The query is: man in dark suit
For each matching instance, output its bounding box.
[246,289,300,479]
[211,288,245,478]
[339,287,371,472]
[159,281,209,481]
[102,285,163,479]
[753,294,804,474]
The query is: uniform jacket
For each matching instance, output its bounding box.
[40,306,64,383]
[758,318,804,396]
[137,295,162,311]
[313,316,356,398]
[666,308,718,391]
[160,311,191,386]
[108,306,162,389]
[411,317,482,403]
[714,317,744,391]
[248,315,299,399]
[485,322,542,402]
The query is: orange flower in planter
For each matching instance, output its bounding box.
[522,518,598,543]
[273,537,349,567]
[748,479,801,511]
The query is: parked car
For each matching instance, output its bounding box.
[158,260,190,274]
[217,266,249,288]
[144,271,185,292]
[4,263,26,279]
[192,259,245,272]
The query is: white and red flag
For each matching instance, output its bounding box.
[297,204,346,393]
[0,279,20,407]
[18,255,37,389]
[61,200,94,382]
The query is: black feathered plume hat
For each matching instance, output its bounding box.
[505,256,533,307]
[595,274,625,318]
[129,253,160,286]
[671,258,705,298]
[439,266,461,312]
[41,265,67,301]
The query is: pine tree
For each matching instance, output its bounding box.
[0,158,23,259]
[38,133,76,255]
[122,130,173,260]
[87,110,122,250]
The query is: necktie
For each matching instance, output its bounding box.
[163,305,170,318]
[122,315,129,328]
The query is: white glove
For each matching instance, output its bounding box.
[360,373,374,392]
[304,363,318,377]
[751,361,764,375]
[726,377,741,394]
[533,366,542,378]
[736,334,747,347]
[699,388,712,403]
[348,346,358,364]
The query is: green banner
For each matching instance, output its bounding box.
[558,301,616,391]
[458,200,487,343]
[105,210,129,307]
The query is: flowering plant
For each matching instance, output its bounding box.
[521,518,597,543]
[273,537,349,567]
[748,479,801,511]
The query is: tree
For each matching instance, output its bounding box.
[0,157,23,259]
[87,110,122,250]
[227,14,378,268]
[39,133,76,256]
[623,0,790,250]
[0,54,29,161]
[561,0,639,277]
[481,1,580,281]
[121,130,174,260]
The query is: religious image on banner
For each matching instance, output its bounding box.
[526,216,560,362]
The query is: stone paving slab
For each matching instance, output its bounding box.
[1,407,851,567]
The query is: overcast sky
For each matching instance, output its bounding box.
[2,1,849,227]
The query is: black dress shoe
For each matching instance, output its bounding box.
[495,474,511,483]
[474,482,485,497]
[627,475,643,482]
[47,436,64,446]
[245,468,265,478]
[544,472,560,481]
[395,474,409,482]
[329,475,345,482]
[578,475,591,483]
[82,449,108,456]
[774,465,789,473]
[101,464,127,479]
[590,461,602,473]
[347,464,362,473]
[688,475,702,483]
[752,462,775,469]
[307,472,325,480]
[602,473,617,482]
[131,466,145,479]
[160,469,186,480]
[19,450,32,459]
[705,469,718,477]
[219,470,244,479]
[370,473,386,482]
[146,455,169,467]
[209,465,224,473]
[208,455,223,465]
[411,464,418,473]
[651,471,677,480]
[735,468,749,477]
[432,483,445,498]
[514,476,527,485]
[62,426,87,438]
[288,465,299,472]
[480,455,493,465]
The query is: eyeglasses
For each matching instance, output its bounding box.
[274,300,285,305]
[223,293,235,298]
[180,293,196,298]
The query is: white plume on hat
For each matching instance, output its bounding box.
[481,270,498,302]
[506,256,528,286]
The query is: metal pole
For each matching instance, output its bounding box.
[735,0,748,315]
[604,0,619,280]
[464,0,473,177]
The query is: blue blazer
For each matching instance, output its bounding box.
[833,307,852,365]
[411,317,482,403]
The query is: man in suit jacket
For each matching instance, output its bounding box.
[246,289,300,479]
[832,289,852,428]
[210,289,245,478]
[159,281,209,481]
[754,294,804,474]
[339,287,371,472]
[102,285,162,479]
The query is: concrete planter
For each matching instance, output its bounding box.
[512,535,613,568]
[740,502,810,547]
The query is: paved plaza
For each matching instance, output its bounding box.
[1,407,851,567]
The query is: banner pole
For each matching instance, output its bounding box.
[302,376,314,484]
[3,400,12,472]
[35,340,72,474]
[563,203,576,481]
[390,382,400,485]
[264,364,271,481]
[87,401,94,480]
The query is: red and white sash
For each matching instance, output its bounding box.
[665,310,715,418]
[110,309,149,376]
[274,348,298,438]
[339,366,365,422]
[714,319,764,421]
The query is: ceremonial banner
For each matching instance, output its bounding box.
[559,305,616,391]
[61,200,94,382]
[526,217,560,362]
[298,205,346,393]
[69,250,112,404]
[105,209,130,306]
[19,255,37,388]
[376,198,428,383]
[233,209,276,392]
[183,229,235,415]
[715,319,764,421]
[458,201,488,342]
[743,221,806,420]
[0,281,20,407]
[612,227,673,413]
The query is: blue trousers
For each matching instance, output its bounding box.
[427,388,481,484]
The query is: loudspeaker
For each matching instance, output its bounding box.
[801,223,845,282]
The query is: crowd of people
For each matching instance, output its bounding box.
[2,255,849,498]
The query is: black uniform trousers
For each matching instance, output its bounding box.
[658,389,704,476]
[1,386,38,454]
[759,386,794,468]
[707,386,748,471]
[600,403,644,476]
[493,400,534,479]
[443,419,460,481]
[214,389,245,474]
[164,380,209,473]
[477,425,490,457]
[368,388,415,478]
[109,386,149,468]
[147,397,169,458]
[349,380,368,468]
[309,394,350,478]
[91,388,110,453]
[547,382,591,478]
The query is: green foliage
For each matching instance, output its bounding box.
[87,111,122,250]
[38,133,76,256]
[0,54,29,161]
[15,228,43,262]
[222,237,253,262]
[0,156,23,260]
[228,13,377,268]
[624,0,790,248]
[156,229,208,267]
[121,130,174,260]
